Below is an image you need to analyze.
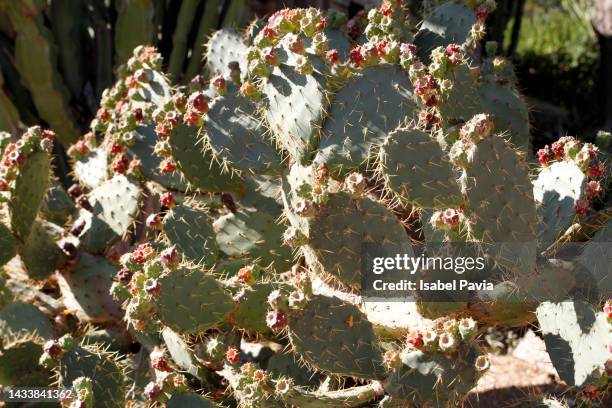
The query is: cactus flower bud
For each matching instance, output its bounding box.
[144,382,164,402]
[132,243,156,265]
[574,199,590,215]
[438,332,457,352]
[144,278,161,296]
[76,195,93,212]
[326,49,340,65]
[226,347,240,364]
[43,340,64,360]
[160,192,175,208]
[188,92,208,114]
[160,246,180,269]
[407,331,424,350]
[266,309,288,331]
[586,180,602,198]
[146,213,163,230]
[212,76,227,95]
[150,348,173,372]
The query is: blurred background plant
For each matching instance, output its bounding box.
[0,0,609,158]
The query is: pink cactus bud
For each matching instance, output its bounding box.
[188,93,208,114]
[182,109,202,127]
[132,243,156,265]
[144,382,164,401]
[263,26,276,41]
[43,340,63,359]
[115,268,133,284]
[349,46,365,67]
[146,213,163,230]
[110,142,124,156]
[172,94,187,111]
[144,278,161,296]
[586,181,602,198]
[155,122,172,139]
[283,33,304,54]
[266,309,288,331]
[150,348,172,372]
[76,195,93,212]
[160,247,180,269]
[263,47,280,66]
[574,199,590,215]
[226,347,240,364]
[42,130,56,141]
[587,162,606,178]
[326,49,340,65]
[407,331,424,350]
[475,5,488,21]
[132,107,144,122]
[212,76,227,94]
[160,192,175,208]
[537,147,551,166]
[238,266,253,283]
[96,107,110,122]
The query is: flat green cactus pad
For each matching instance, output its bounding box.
[304,192,407,288]
[18,220,64,280]
[533,161,585,249]
[57,254,123,324]
[42,182,75,225]
[205,92,282,175]
[213,210,292,271]
[379,127,463,209]
[0,302,54,340]
[206,29,248,79]
[167,392,216,408]
[315,66,416,175]
[163,205,219,266]
[264,58,327,164]
[75,174,141,253]
[536,301,610,386]
[169,124,244,193]
[9,151,50,241]
[384,347,481,405]
[73,148,109,189]
[230,283,278,334]
[464,136,537,272]
[288,295,386,379]
[0,337,51,387]
[58,345,126,408]
[156,267,234,334]
[130,125,189,191]
[414,2,475,61]
[0,221,17,266]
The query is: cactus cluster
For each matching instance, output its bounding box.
[0,1,611,407]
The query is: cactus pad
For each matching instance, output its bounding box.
[73,148,109,189]
[205,91,282,175]
[536,301,610,386]
[130,125,188,191]
[0,222,16,266]
[315,66,416,174]
[533,161,585,249]
[264,59,327,164]
[206,29,248,79]
[0,302,54,339]
[288,295,386,379]
[169,124,244,193]
[156,267,234,334]
[58,345,126,407]
[9,151,50,241]
[162,205,219,266]
[213,210,292,271]
[304,192,407,288]
[18,220,64,279]
[57,254,123,324]
[414,2,475,60]
[379,127,463,209]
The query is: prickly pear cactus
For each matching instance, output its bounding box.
[0,1,610,406]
